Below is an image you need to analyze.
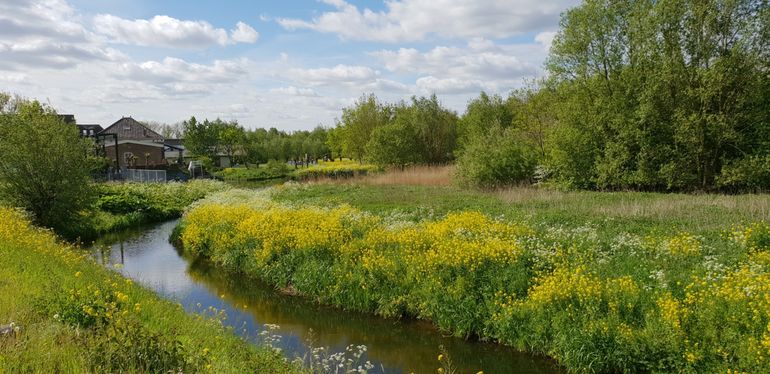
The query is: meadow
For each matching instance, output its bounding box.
[215,159,379,183]
[177,183,770,372]
[0,206,300,373]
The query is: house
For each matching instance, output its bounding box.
[77,124,103,138]
[99,117,165,168]
[163,139,186,164]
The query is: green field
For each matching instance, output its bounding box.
[272,184,770,239]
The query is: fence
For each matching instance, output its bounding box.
[125,169,167,183]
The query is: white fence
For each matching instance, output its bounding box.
[125,169,166,183]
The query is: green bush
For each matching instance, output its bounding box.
[717,154,770,191]
[456,126,536,188]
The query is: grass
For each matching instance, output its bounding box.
[0,207,301,373]
[177,184,770,372]
[307,165,454,187]
[271,184,770,239]
[64,180,228,241]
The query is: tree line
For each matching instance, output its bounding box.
[181,1,768,192]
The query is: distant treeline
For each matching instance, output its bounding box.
[180,0,768,191]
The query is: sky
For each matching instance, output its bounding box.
[0,0,580,131]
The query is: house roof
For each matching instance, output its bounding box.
[77,124,103,132]
[164,138,184,147]
[98,117,164,141]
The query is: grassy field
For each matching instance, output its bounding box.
[272,183,770,240]
[0,206,300,373]
[215,160,379,183]
[177,182,770,372]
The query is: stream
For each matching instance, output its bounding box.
[91,219,562,374]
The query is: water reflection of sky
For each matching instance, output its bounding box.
[92,220,562,374]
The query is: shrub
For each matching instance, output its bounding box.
[455,125,537,188]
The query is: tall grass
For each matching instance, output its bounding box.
[0,207,300,373]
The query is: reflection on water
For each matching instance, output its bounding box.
[92,220,562,374]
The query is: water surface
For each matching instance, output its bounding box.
[92,220,562,374]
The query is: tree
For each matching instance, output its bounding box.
[456,124,537,188]
[457,92,514,149]
[365,112,420,168]
[408,95,458,163]
[0,97,94,233]
[545,0,770,190]
[339,94,392,163]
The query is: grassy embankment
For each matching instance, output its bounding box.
[67,179,227,241]
[176,179,770,373]
[0,207,300,373]
[215,159,379,183]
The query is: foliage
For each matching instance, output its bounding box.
[331,94,458,167]
[339,94,393,163]
[456,125,537,188]
[0,207,300,373]
[717,154,770,192]
[214,161,291,181]
[179,187,770,372]
[94,180,227,222]
[365,116,420,168]
[0,97,95,233]
[292,160,379,180]
[182,117,245,165]
[542,0,770,190]
[68,180,228,240]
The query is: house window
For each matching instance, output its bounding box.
[123,152,134,166]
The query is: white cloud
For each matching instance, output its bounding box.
[287,64,379,86]
[117,57,250,84]
[277,0,579,42]
[93,15,258,48]
[270,86,319,97]
[415,76,489,95]
[230,22,259,43]
[535,31,557,50]
[0,0,125,70]
[370,40,544,93]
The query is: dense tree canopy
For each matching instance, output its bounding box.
[0,95,95,232]
[458,0,770,191]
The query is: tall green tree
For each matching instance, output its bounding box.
[0,97,94,233]
[339,94,392,162]
[547,0,770,190]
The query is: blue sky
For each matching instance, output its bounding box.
[1,0,580,130]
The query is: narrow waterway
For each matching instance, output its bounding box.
[91,219,562,374]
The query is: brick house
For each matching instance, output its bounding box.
[99,117,165,168]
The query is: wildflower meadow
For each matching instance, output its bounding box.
[177,186,770,372]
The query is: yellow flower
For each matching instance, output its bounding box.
[437,354,443,361]
[74,271,82,278]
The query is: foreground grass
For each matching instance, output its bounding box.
[0,207,301,373]
[178,185,770,372]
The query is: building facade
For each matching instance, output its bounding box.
[99,117,165,168]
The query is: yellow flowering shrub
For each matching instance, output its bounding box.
[730,222,770,253]
[667,233,702,256]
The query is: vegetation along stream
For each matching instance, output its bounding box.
[90,219,562,373]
